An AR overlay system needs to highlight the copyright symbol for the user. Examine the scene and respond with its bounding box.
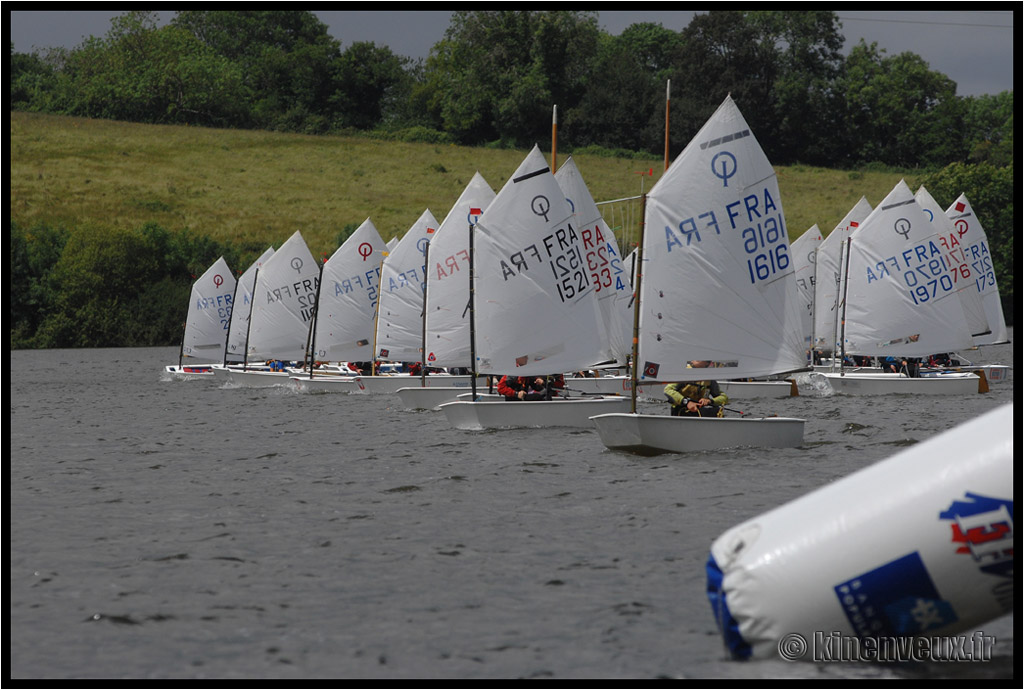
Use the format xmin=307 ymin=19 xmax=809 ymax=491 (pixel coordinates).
xmin=778 ymin=633 xmax=807 ymax=661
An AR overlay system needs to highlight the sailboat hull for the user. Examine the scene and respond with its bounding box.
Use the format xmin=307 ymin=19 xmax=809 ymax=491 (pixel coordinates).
xmin=348 ymin=374 xmax=480 ymax=395
xmin=566 ymin=376 xmax=798 ymax=399
xmin=164 ymin=364 xmax=217 ymax=378
xmin=396 ymin=386 xmax=502 ymax=410
xmin=812 ymin=371 xmax=982 ymax=396
xmin=921 ymin=364 xmax=1008 ymax=384
xmin=589 ymin=413 xmax=806 ymax=456
xmin=224 ymin=369 xmax=293 ymax=387
xmin=440 ymin=397 xmax=631 ymax=430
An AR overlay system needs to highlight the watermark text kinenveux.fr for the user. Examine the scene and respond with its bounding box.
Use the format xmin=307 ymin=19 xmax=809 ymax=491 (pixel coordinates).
xmin=777 ymin=631 xmax=997 ymax=662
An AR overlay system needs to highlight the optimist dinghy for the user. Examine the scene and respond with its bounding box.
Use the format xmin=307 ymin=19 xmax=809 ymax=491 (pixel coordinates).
xmin=590 ymin=95 xmax=809 ymax=455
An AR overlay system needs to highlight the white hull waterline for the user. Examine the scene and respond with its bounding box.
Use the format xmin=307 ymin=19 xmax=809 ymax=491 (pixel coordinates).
xmin=224 ymin=368 xmax=294 ymax=387
xmin=565 ymin=376 xmax=798 ymax=400
xmin=164 ymin=364 xmax=218 ymax=378
xmin=921 ymin=364 xmax=1008 ymax=384
xmin=292 ymin=374 xmax=481 ymax=395
xmin=811 ymin=371 xmax=982 ymax=396
xmin=440 ymin=396 xmax=631 ymax=430
xmin=347 ymin=374 xmax=479 ymax=395
xmin=589 ymin=413 xmax=806 ymax=456
xmin=396 ymin=385 xmax=503 ymax=410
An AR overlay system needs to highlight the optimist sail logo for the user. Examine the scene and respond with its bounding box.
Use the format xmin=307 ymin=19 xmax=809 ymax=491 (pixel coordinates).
xmin=939 ymin=492 xmax=1013 ymax=579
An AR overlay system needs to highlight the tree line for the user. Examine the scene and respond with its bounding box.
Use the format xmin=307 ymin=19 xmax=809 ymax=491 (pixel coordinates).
xmin=9 ymin=11 xmax=1015 ymax=349
xmin=10 ymin=10 xmax=1014 ymax=169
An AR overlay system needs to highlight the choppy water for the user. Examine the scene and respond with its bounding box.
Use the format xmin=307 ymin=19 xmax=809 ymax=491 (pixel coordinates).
xmin=10 ymin=338 xmax=1015 ymax=680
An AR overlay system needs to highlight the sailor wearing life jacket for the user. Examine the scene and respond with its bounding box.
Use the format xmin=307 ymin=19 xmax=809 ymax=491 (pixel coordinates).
xmin=497 ymin=374 xmax=565 ymax=401
xmin=664 ymin=360 xmax=728 ymax=417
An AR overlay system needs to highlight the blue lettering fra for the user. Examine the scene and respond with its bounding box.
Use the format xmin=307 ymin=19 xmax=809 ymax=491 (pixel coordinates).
xmin=666 ymin=211 xmax=721 ymax=251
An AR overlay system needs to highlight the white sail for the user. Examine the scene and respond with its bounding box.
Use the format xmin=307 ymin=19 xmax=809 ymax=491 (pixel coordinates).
xmin=246 ymin=231 xmax=319 ymax=362
xmin=424 ymin=172 xmax=496 ymax=369
xmin=226 ymin=246 xmax=274 ymax=362
xmin=473 ymin=146 xmax=607 ymax=376
xmin=182 ymin=256 xmax=236 ymax=362
xmin=637 ymin=95 xmax=808 ymax=382
xmin=555 ymin=156 xmax=633 ymax=365
xmin=945 ymin=193 xmax=1009 ymax=345
xmin=374 ymin=209 xmax=439 ymax=363
xmin=312 ymin=219 xmax=388 ymax=363
xmin=914 ymin=186 xmax=990 ymax=339
xmin=813 ymin=197 xmax=873 ymax=352
xmin=790 ymin=225 xmax=822 ymax=352
xmin=841 ymin=180 xmax=975 ymax=357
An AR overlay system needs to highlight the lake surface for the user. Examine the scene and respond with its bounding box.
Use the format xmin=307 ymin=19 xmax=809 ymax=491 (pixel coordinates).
xmin=9 ymin=337 xmax=1015 ymax=680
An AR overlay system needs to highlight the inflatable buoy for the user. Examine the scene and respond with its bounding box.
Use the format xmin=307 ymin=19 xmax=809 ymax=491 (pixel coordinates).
xmin=707 ymin=403 xmax=1013 ymax=660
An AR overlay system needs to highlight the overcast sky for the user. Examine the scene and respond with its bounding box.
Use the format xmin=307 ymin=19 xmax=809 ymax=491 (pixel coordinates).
xmin=9 ymin=10 xmax=1016 ymax=97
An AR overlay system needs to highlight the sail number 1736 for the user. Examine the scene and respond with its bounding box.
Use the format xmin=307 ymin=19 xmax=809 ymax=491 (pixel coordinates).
xmin=743 ymin=216 xmax=790 ymax=285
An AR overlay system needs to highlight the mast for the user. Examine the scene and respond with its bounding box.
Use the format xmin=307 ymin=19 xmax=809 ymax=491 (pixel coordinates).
xmin=223 ymin=269 xmax=242 ymax=366
xmin=629 ymin=194 xmax=648 ymax=414
xmin=663 ymin=80 xmax=671 ymax=172
xmin=551 ymin=104 xmax=558 ymax=172
xmin=420 ymin=240 xmax=429 ymax=387
xmin=306 ymin=258 xmax=325 ymax=379
xmin=838 ymin=237 xmax=852 ymax=376
xmin=469 ymin=219 xmax=478 ymax=400
xmin=370 ymin=254 xmax=387 ymax=376
xmin=242 ymin=267 xmax=259 ymax=371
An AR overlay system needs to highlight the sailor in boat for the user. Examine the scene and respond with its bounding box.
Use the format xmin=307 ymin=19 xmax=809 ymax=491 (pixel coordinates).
xmin=880 ymin=355 xmax=921 ymax=377
xmin=664 ymin=360 xmax=729 ymax=417
xmin=497 ymin=374 xmax=566 ymax=401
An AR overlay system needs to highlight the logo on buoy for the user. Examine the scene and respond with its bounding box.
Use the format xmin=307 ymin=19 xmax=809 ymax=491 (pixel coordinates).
xmin=939 ymin=492 xmax=1013 ymax=579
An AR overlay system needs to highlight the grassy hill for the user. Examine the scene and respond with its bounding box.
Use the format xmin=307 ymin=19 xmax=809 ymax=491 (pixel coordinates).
xmin=10 ymin=111 xmax=926 ymax=258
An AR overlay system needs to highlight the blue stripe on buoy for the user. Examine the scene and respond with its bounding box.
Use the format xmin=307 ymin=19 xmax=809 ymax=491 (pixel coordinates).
xmin=706 ymin=553 xmax=751 ymax=660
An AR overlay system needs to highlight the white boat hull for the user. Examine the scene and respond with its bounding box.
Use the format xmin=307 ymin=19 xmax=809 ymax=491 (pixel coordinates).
xmin=346 ymin=374 xmax=481 ymax=395
xmin=395 ymin=385 xmax=502 ymax=410
xmin=812 ymin=371 xmax=982 ymax=395
xmin=921 ymin=364 xmax=1009 ymax=384
xmin=440 ymin=396 xmax=631 ymax=430
xmin=589 ymin=413 xmax=806 ymax=456
xmin=290 ymin=375 xmax=358 ymax=394
xmin=224 ymin=369 xmax=293 ymax=387
xmin=566 ymin=376 xmax=798 ymax=399
xmin=164 ymin=364 xmax=217 ymax=378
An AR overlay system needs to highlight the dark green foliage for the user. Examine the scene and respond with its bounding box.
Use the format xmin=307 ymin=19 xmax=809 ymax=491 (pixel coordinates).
xmin=9 ymin=11 xmax=1015 ymax=347
xmin=920 ymin=162 xmax=1015 ymax=307
xmin=9 ymin=10 xmax=1013 ymax=169
xmin=10 ymin=221 xmax=241 ymax=348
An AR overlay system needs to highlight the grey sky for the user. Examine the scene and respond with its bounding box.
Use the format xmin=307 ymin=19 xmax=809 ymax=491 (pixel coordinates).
xmin=8 ymin=9 xmax=1015 ymax=97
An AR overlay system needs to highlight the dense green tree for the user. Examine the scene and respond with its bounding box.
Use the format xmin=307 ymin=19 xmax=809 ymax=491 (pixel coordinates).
xmin=961 ymin=92 xmax=1014 ymax=167
xmin=667 ymin=12 xmax=774 ymax=152
xmin=172 ymin=10 xmax=344 ymax=132
xmin=330 ymin=42 xmax=414 ymax=130
xmin=920 ymin=162 xmax=1015 ymax=304
xmin=838 ymin=40 xmax=965 ymax=167
xmin=9 ymin=42 xmax=59 ymax=111
xmin=565 ymin=24 xmax=683 ymax=154
xmin=422 ymin=11 xmax=601 ymax=147
xmin=51 ymin=11 xmax=248 ymax=126
xmin=10 ymin=222 xmax=69 ymax=348
xmin=745 ymin=11 xmax=845 ymax=164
